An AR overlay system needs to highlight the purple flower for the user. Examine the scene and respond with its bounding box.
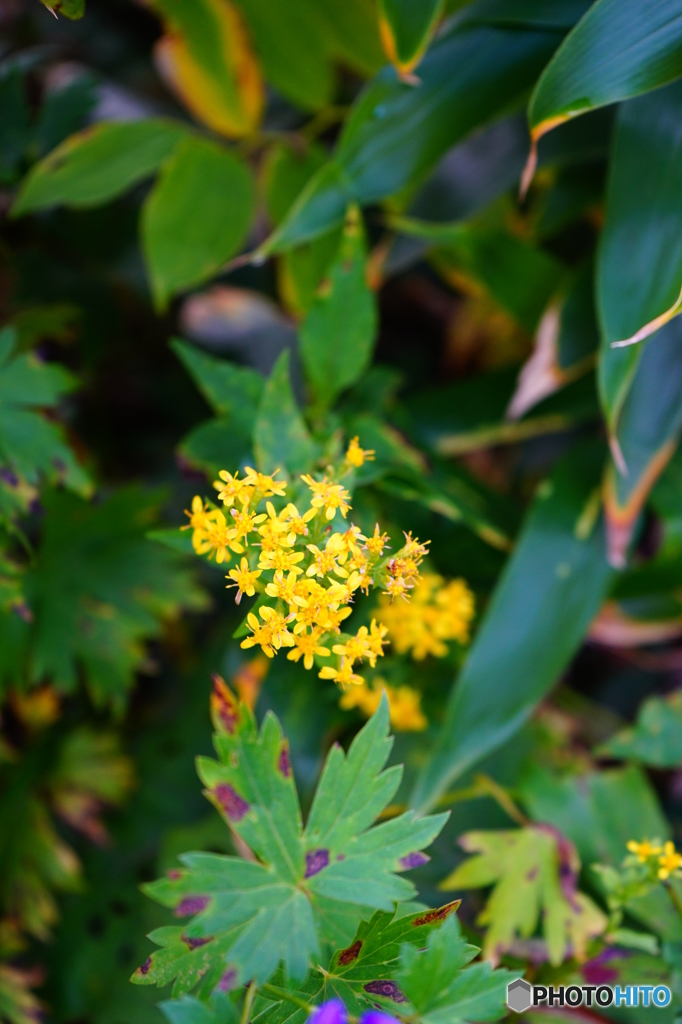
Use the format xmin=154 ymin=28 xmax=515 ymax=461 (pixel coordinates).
xmin=308 ymin=1000 xmax=347 ymax=1024
xmin=360 ymin=1013 xmax=402 ymax=1024
xmin=308 ymin=1000 xmax=401 ymax=1024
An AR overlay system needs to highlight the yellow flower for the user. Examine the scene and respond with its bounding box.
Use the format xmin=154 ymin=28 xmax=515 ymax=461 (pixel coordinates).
xmin=182 ymin=495 xmax=212 ymax=532
xmin=306 ymin=533 xmax=348 ymax=578
xmin=301 ymin=474 xmax=352 ymax=520
xmin=258 ymin=547 xmax=305 ymax=575
xmin=345 ymin=436 xmax=375 ymax=468
xmin=229 ymin=507 xmax=267 ymax=545
xmin=365 ymin=523 xmax=390 ymax=558
xmin=340 ymin=680 xmax=427 ymax=732
xmin=626 ymin=839 xmax=662 ymax=862
xmin=658 ymin=841 xmax=682 ymax=880
xmin=332 ymin=628 xmax=372 ymax=665
xmin=287 ymin=630 xmax=330 ymax=670
xmin=281 ymin=503 xmax=317 ymax=544
xmin=384 ymin=684 xmax=427 ymax=732
xmin=226 ymin=557 xmax=262 ymax=603
xmin=241 ymin=606 xmax=294 ymax=658
xmin=319 ymin=659 xmax=363 ymax=687
xmin=265 ymin=570 xmax=306 ymax=608
xmin=214 ymin=470 xmax=253 ymax=508
xmin=376 ymin=574 xmax=475 ymax=659
xmin=243 ymin=466 xmax=287 ymax=499
xmin=192 ymin=510 xmax=233 ymax=564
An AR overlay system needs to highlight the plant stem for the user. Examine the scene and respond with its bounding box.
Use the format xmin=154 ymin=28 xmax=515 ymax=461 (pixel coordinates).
xmin=241 ymin=983 xmax=259 ymax=1024
xmin=664 ymin=879 xmax=682 ymax=919
xmin=261 ymin=984 xmax=313 ymax=1014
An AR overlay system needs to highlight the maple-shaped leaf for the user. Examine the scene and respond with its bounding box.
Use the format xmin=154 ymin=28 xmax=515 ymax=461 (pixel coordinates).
xmin=0 ymin=325 xmax=91 ymax=521
xmin=396 ymin=914 xmax=516 ymax=1024
xmin=254 ymin=901 xmax=463 ymax=1024
xmin=440 ymin=826 xmax=607 ymax=966
xmin=135 ymin=692 xmax=447 ymax=992
xmin=0 ymin=487 xmax=208 ymax=709
xmin=0 ymin=964 xmax=44 ymax=1024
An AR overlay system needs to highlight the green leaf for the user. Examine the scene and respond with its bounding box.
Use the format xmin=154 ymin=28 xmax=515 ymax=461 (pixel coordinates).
xmin=598 ymin=81 xmax=682 ymax=436
xmin=377 ymin=0 xmax=445 ymax=74
xmin=148 ymin=0 xmax=263 ymax=137
xmin=299 ymin=208 xmax=377 ymax=410
xmin=528 ymin=0 xmax=682 ymax=147
xmin=136 ymin=695 xmax=448 ymax=990
xmin=40 ymin=0 xmax=84 ymax=17
xmin=263 ymin=142 xmax=341 ymax=316
xmin=253 ymin=351 xmax=315 ymax=478
xmin=457 ymin=0 xmax=592 ymax=31
xmin=234 ymin=0 xmax=333 ymax=111
xmin=142 ymin=136 xmax=255 ymax=310
xmin=257 ymin=902 xmax=463 ymax=1022
xmin=262 ymin=24 xmax=561 ymax=252
xmin=172 ymin=340 xmax=263 ymax=426
xmin=394 ymin=217 xmax=564 ymax=333
xmin=0 ymin=68 xmax=31 ymax=186
xmin=599 ymin=693 xmax=682 ymax=768
xmin=397 ymin=914 xmax=516 ymax=1024
xmin=374 ymin=463 xmax=516 ymax=553
xmin=160 ymin=993 xmax=239 ymax=1024
xmin=11 ymin=119 xmax=187 ymax=215
xmin=518 ymin=764 xmax=682 ymax=942
xmin=0 ymin=326 xmax=91 ymax=508
xmin=603 ymin=317 xmax=682 ymax=568
xmin=11 ymin=487 xmax=207 ymax=711
xmin=440 ymin=827 xmax=606 ymax=965
xmin=411 ymin=441 xmax=613 ymax=813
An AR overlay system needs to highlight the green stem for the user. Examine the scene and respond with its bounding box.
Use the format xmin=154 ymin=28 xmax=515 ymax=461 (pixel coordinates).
xmin=664 ymin=879 xmax=682 ymax=919
xmin=240 ymin=983 xmax=259 ymax=1024
xmin=261 ymin=984 xmax=313 ymax=1014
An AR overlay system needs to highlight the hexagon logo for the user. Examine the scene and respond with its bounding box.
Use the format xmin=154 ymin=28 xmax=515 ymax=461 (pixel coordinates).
xmin=507 ymin=979 xmax=532 ymax=1013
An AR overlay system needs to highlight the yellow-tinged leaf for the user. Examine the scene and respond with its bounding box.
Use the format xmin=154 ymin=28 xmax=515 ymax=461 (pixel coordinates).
xmin=153 ymin=0 xmax=263 ymax=138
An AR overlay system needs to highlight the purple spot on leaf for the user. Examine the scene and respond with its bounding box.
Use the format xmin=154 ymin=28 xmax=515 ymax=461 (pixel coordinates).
xmin=138 ymin=957 xmax=152 ymax=976
xmin=174 ymin=895 xmax=209 ymax=917
xmin=363 ymin=981 xmax=407 ymax=1003
xmin=167 ymin=869 xmax=183 ymax=880
xmin=526 ymin=866 xmax=538 ymax=881
xmin=0 ymin=468 xmax=18 ymax=488
xmin=278 ymin=744 xmax=291 ymax=778
xmin=216 ymin=968 xmax=238 ymax=993
xmin=305 ymin=849 xmax=329 ymax=878
xmin=214 ymin=783 xmax=250 ymax=821
xmin=183 ymin=934 xmax=213 ymax=950
xmin=336 ymin=854 xmax=345 ymax=861
xmin=399 ymin=851 xmax=430 ymax=870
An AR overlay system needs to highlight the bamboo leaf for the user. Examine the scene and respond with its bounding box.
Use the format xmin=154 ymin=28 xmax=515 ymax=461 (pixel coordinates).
xmin=410 ymin=441 xmax=612 ymax=813
xmin=261 ymin=23 xmax=561 ymax=252
xmin=598 ymin=80 xmax=682 ymax=433
xmin=378 ymin=0 xmax=444 ymax=75
xmin=526 ymin=0 xmax=682 ymax=188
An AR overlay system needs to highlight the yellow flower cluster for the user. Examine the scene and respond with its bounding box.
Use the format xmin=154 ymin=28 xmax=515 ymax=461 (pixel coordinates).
xmin=375 ymin=573 xmax=475 ymax=660
xmin=627 ymin=839 xmax=682 ymax=880
xmin=183 ymin=440 xmax=430 ymax=693
xmin=340 ymin=679 xmax=427 ymax=732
